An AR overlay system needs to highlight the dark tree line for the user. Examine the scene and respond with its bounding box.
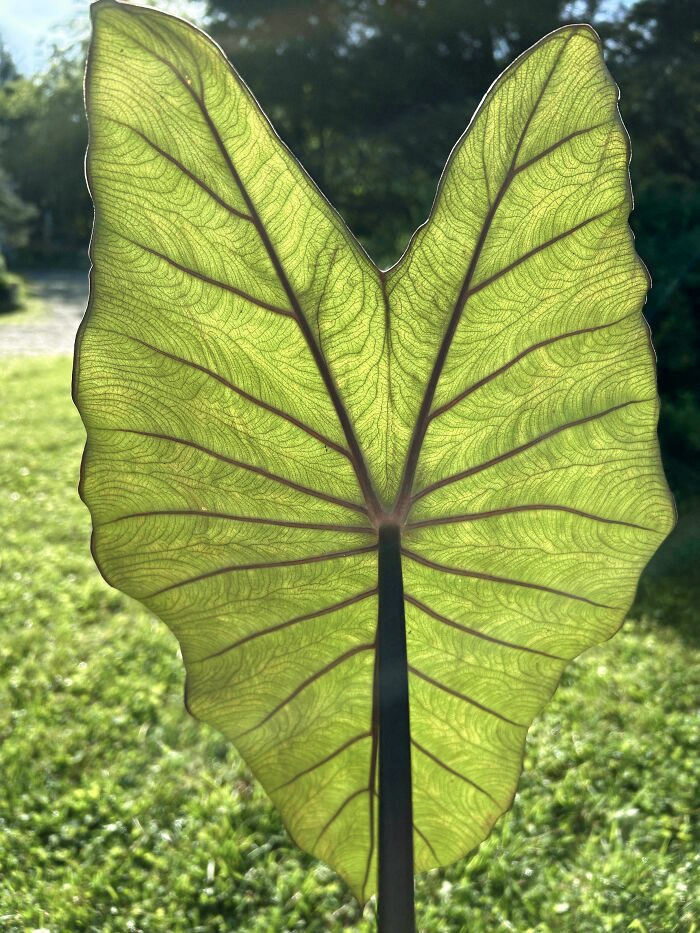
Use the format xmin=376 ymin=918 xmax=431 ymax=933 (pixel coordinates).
xmin=0 ymin=0 xmax=697 ymax=499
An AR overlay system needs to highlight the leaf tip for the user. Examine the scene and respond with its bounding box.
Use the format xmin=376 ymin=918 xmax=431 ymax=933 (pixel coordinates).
xmin=90 ymin=0 xmax=121 ymax=21
xmin=564 ymin=22 xmax=603 ymax=48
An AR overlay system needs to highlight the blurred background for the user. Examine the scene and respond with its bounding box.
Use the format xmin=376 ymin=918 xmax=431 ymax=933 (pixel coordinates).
xmin=0 ymin=1 xmax=697 ymax=930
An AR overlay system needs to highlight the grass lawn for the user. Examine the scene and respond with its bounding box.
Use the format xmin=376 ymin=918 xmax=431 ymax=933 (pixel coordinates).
xmin=0 ymin=356 xmax=698 ymax=932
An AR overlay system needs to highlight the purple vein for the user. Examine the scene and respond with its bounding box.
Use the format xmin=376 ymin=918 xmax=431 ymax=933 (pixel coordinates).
xmin=127 ymin=23 xmax=381 ymax=515
xmin=149 ymin=547 xmax=377 ymax=596
xmin=364 ymin=784 xmax=439 ymax=863
xmin=413 ymin=822 xmax=439 ymax=862
xmin=464 ymin=207 xmax=615 ymax=299
xmin=103 ymin=509 xmax=373 ymax=533
xmin=412 ymin=399 xmax=649 ymax=503
xmin=404 ymin=593 xmax=565 ymax=659
xmin=235 ymin=642 xmax=374 ymax=739
xmin=514 ymin=121 xmax=606 ymax=175
xmin=196 ymin=588 xmax=378 ymax=662
xmin=395 ymin=33 xmax=574 ymax=519
xmin=315 ymin=787 xmax=370 ymax=846
xmin=270 ymin=732 xmax=371 ymax=793
xmin=402 ymin=548 xmax=617 ymax=610
xmin=411 ymin=738 xmax=500 ymax=806
xmin=428 ymin=314 xmax=632 ymax=422
xmin=110 ymin=428 xmax=367 ymax=515
xmin=406 ymin=504 xmax=652 ymax=532
xmin=408 ymin=665 xmax=526 ymax=727
xmin=104 ymin=116 xmax=253 ymax=221
xmin=95 ymin=327 xmax=351 ymax=458
xmin=119 ymin=234 xmax=294 ymax=318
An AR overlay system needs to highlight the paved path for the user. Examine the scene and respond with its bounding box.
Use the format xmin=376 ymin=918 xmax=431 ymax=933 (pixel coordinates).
xmin=0 ymin=270 xmax=89 ymax=357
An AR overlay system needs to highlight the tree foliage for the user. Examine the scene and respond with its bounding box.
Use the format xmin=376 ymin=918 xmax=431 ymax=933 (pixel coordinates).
xmin=0 ymin=49 xmax=92 ymax=260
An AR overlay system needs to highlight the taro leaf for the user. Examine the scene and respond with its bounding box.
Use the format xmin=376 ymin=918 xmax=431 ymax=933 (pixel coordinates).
xmin=75 ymin=0 xmax=674 ymax=902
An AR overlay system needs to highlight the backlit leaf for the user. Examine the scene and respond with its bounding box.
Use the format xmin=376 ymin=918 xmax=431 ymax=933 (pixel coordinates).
xmin=75 ymin=0 xmax=674 ymax=901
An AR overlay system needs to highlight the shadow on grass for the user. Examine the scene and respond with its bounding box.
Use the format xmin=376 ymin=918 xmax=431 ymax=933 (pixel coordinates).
xmin=633 ymin=495 xmax=700 ymax=647
xmin=0 ymin=279 xmax=46 ymax=326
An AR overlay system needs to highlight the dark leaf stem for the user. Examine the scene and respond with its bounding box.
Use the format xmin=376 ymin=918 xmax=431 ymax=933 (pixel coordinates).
xmin=377 ymin=524 xmax=415 ymax=933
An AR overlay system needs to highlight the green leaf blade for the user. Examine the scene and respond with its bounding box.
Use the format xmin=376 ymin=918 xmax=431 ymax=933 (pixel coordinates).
xmin=77 ymin=2 xmax=674 ymax=903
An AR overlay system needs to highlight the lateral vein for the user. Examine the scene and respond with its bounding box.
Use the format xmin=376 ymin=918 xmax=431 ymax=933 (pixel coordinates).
xmin=464 ymin=207 xmax=615 ymax=299
xmin=408 ymin=664 xmax=526 ymax=726
xmin=108 ymin=428 xmax=367 ymax=515
xmin=401 ymin=548 xmax=617 ymax=609
xmin=412 ymin=821 xmax=439 ymax=862
xmin=315 ymin=787 xmax=370 ymax=846
xmin=117 ymin=234 xmax=294 ymax=318
xmin=428 ymin=313 xmax=634 ymax=422
xmin=103 ymin=116 xmax=253 ymax=221
xmin=195 ymin=588 xmax=378 ymax=662
xmin=411 ymin=739 xmax=500 ymax=806
xmin=149 ymin=547 xmax=377 ymax=596
xmin=406 ymin=503 xmax=653 ymax=532
xmin=404 ymin=593 xmax=565 ymax=659
xmin=93 ymin=327 xmax=352 ymax=458
xmin=413 ymin=399 xmax=651 ymax=503
xmin=271 ymin=732 xmax=371 ymax=793
xmin=514 ymin=121 xmax=606 ymax=175
xmin=103 ymin=509 xmax=373 ymax=533
xmin=234 ymin=642 xmax=374 ymax=739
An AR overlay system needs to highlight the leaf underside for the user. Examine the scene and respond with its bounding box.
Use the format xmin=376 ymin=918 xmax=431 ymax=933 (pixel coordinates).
xmin=76 ymin=0 xmax=674 ymax=902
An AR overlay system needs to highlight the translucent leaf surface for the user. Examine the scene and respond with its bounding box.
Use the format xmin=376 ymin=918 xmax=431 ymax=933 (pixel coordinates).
xmin=75 ymin=0 xmax=674 ymax=901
